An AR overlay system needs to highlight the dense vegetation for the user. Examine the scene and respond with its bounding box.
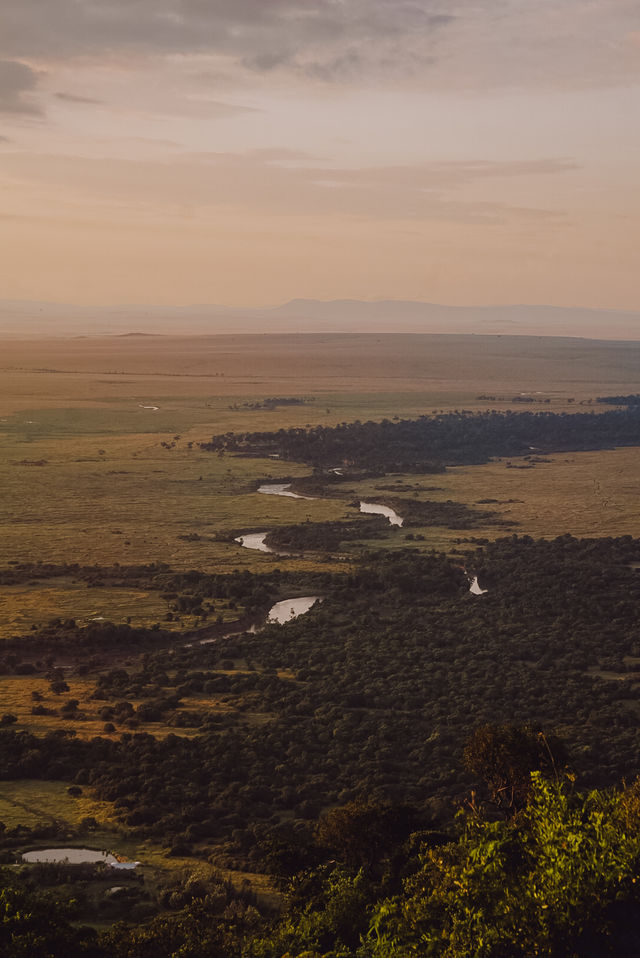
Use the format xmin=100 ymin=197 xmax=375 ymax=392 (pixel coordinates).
xmin=3 ymin=537 xmax=640 ymax=857
xmin=5 ymin=768 xmax=640 ymax=955
xmin=201 ymin=407 xmax=640 ymax=471
xmin=264 ymin=517 xmax=389 ymax=553
xmin=596 ymin=394 xmax=640 ymax=406
xmin=259 ymin=497 xmax=509 ymax=554
xmin=0 ymin=563 xmax=336 ymax=664
xmin=365 ymin=496 xmax=511 ymax=529
xmin=5 ymin=533 xmax=640 ymax=955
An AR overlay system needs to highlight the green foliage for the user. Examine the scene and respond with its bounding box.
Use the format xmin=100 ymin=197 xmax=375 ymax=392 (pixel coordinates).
xmin=100 ymin=896 xmax=256 ymax=958
xmin=264 ymin=518 xmax=389 ymax=553
xmin=0 ymin=870 xmax=99 ymax=957
xmin=248 ymin=867 xmax=371 ymax=958
xmin=366 ymin=774 xmax=640 ymax=957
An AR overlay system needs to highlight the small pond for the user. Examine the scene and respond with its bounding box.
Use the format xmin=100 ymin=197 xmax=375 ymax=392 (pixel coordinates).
xmin=22 ymin=848 xmax=125 ymax=866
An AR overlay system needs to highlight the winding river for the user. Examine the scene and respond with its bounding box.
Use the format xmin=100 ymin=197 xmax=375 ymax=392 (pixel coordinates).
xmin=265 ymin=596 xmax=322 ymax=624
xmin=359 ymin=501 xmax=403 ymax=526
xmin=469 ymin=576 xmax=488 ymax=595
xmin=258 ymin=483 xmax=314 ymax=500
xmin=237 ymin=482 xmax=404 ymax=552
xmin=198 ymin=595 xmax=322 ymax=644
xmin=234 ymin=533 xmax=275 ymax=554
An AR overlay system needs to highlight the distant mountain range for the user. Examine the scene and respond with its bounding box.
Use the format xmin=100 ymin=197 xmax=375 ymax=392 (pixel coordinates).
xmin=0 ymin=298 xmax=638 ymax=340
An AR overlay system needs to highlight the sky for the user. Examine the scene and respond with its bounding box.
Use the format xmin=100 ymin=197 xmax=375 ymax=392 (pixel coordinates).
xmin=1 ymin=1 xmax=639 ymax=309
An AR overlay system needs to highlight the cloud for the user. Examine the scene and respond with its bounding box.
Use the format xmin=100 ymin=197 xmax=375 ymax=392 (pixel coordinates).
xmin=1 ymin=1 xmax=638 ymax=93
xmin=1 ymin=1 xmax=637 ymax=98
xmin=179 ymin=97 xmax=259 ymax=118
xmin=0 ymin=59 xmax=42 ymax=114
xmin=55 ymin=91 xmax=103 ymax=104
xmin=0 ymin=1 xmax=480 ymax=85
xmin=0 ymin=148 xmax=578 ymax=225
xmin=0 ymin=0 xmax=421 ymax=55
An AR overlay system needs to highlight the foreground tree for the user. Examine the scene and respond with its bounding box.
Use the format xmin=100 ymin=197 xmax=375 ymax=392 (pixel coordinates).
xmin=365 ymin=774 xmax=640 ymax=957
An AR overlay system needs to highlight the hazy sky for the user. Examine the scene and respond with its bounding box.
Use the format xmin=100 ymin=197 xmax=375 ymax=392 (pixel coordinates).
xmin=1 ymin=1 xmax=639 ymax=308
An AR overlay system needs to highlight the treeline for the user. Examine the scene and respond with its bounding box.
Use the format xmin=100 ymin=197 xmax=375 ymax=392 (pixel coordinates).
xmin=597 ymin=393 xmax=640 ymax=406
xmin=0 ymin=565 xmax=337 ymax=664
xmin=229 ymin=396 xmax=314 ymax=410
xmin=200 ymin=407 xmax=640 ymax=471
xmin=0 ymin=621 xmax=175 ymax=665
xmin=0 ymin=560 xmax=172 ymax=588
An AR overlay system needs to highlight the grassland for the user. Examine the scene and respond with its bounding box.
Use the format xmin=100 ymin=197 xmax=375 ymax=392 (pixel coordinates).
xmin=351 ymin=445 xmax=640 ymax=552
xmin=0 ymin=671 xmax=265 ymax=741
xmin=2 ymin=332 xmax=640 ymax=631
xmin=3 ymin=330 xmax=640 ymax=875
xmin=0 ymin=779 xmax=114 ymax=830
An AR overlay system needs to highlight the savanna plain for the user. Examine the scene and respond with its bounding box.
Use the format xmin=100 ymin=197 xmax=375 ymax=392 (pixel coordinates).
xmin=3 ymin=331 xmax=640 ymax=956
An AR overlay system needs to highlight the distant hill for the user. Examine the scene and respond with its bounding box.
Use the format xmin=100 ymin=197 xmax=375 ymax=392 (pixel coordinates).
xmin=0 ymin=298 xmax=638 ymax=340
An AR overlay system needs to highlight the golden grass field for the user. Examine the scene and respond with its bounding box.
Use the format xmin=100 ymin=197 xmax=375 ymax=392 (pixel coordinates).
xmin=0 ymin=779 xmax=114 ymax=830
xmin=0 ymin=671 xmax=270 ymax=741
xmin=2 ymin=332 xmax=640 ymax=629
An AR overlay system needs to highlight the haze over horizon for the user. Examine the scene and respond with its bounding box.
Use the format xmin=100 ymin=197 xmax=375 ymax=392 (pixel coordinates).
xmin=2 ymin=297 xmax=640 ymax=342
xmin=1 ymin=1 xmax=639 ymax=313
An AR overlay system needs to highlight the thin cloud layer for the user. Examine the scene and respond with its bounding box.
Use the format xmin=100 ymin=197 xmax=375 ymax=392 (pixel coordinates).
xmin=1 ymin=0 xmax=458 ymax=61
xmin=0 ymin=148 xmax=577 ymax=223
xmin=55 ymin=91 xmax=104 ymax=105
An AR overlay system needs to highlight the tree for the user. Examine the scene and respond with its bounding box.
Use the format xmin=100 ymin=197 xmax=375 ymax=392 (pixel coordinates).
xmin=463 ymin=723 xmax=567 ymax=812
xmin=314 ymin=799 xmax=416 ymax=873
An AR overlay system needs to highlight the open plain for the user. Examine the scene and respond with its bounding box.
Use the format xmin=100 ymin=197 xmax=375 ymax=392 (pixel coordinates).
xmin=3 ymin=332 xmax=640 ymax=633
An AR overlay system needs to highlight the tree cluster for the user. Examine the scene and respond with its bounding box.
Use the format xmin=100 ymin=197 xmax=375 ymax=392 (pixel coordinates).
xmin=200 ymin=407 xmax=640 ymax=472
